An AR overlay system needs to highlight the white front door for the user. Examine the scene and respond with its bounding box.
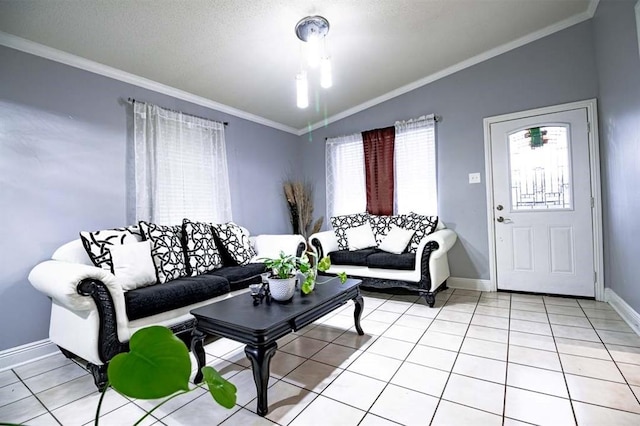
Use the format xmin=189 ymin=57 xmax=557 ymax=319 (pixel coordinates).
xmin=490 ymin=108 xmax=595 ymax=297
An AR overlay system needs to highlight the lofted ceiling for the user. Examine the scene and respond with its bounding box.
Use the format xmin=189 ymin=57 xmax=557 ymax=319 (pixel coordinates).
xmin=0 ymin=0 xmax=596 ymax=134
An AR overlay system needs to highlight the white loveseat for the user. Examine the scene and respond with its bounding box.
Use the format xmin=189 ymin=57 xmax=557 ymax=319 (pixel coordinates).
xmin=28 ymin=231 xmax=305 ymax=390
xmin=309 ymin=223 xmax=457 ymax=307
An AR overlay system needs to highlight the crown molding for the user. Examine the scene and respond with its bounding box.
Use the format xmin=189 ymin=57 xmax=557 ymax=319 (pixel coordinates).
xmin=301 ymin=1 xmax=600 ymax=135
xmin=0 ymin=0 xmax=600 ymax=140
xmin=0 ymin=31 xmax=300 ymax=135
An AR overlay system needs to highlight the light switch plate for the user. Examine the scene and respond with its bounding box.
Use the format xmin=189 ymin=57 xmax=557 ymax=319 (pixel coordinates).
xmin=469 ymin=173 xmax=481 ymax=184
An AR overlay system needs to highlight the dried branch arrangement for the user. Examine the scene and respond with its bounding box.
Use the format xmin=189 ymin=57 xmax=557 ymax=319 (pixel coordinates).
xmin=283 ymin=180 xmax=323 ymax=238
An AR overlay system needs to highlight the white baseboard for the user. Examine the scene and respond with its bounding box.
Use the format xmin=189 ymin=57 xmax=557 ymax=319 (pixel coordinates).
xmin=447 ymin=277 xmax=493 ymax=292
xmin=605 ymin=288 xmax=640 ymax=336
xmin=0 ymin=339 xmax=58 ymax=372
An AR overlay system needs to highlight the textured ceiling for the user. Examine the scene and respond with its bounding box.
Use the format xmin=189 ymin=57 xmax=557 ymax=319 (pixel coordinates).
xmin=0 ymin=0 xmax=593 ymax=133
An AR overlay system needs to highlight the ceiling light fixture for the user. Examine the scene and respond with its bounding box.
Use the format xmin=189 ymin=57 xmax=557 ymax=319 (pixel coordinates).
xmin=295 ymin=15 xmax=332 ymax=109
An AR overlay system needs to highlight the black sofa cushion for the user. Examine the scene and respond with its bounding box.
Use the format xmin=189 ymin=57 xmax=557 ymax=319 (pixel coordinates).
xmin=210 ymin=263 xmax=266 ymax=291
xmin=125 ymin=274 xmax=230 ymax=321
xmin=329 ymin=249 xmax=377 ymax=266
xmin=366 ymin=251 xmax=416 ymax=270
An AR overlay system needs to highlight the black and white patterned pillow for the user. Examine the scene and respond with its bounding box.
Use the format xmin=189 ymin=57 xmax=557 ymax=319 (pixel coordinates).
xmin=330 ymin=213 xmax=370 ymax=251
xmin=402 ymin=213 xmax=439 ymax=253
xmin=80 ymin=226 xmax=143 ymax=271
xmin=368 ymin=215 xmax=406 ymax=246
xmin=182 ymin=218 xmax=223 ymax=276
xmin=211 ymin=222 xmax=256 ymax=266
xmin=138 ymin=221 xmax=188 ymax=283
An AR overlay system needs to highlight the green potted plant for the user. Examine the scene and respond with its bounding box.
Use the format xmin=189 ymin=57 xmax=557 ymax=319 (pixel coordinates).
xmin=261 ymin=251 xmax=346 ymax=300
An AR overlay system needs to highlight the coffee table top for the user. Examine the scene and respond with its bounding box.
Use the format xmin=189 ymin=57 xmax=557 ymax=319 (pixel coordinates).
xmin=190 ymin=277 xmax=361 ymax=345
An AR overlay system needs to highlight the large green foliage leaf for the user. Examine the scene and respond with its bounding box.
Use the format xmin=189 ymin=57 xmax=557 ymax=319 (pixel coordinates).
xmin=108 ymin=326 xmax=191 ymax=399
xmin=202 ymin=366 xmax=237 ymax=409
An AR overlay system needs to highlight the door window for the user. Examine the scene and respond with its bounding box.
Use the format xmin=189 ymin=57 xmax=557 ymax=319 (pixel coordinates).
xmin=508 ymin=125 xmax=572 ymax=211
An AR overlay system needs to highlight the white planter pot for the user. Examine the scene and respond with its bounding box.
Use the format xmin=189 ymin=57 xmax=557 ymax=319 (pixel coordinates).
xmin=267 ymin=276 xmax=297 ymax=302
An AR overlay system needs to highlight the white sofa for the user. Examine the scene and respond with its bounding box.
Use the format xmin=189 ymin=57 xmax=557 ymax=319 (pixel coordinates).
xmin=309 ymin=224 xmax=457 ymax=307
xmin=28 ymin=232 xmax=305 ymax=390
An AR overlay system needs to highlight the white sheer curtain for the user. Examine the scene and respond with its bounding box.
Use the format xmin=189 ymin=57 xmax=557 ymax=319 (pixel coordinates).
xmin=394 ymin=114 xmax=438 ymax=215
xmin=326 ymin=133 xmax=366 ymax=218
xmin=134 ymin=102 xmax=232 ymax=225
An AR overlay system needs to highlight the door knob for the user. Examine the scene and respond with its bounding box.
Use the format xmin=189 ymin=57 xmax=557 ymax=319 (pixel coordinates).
xmin=496 ymin=205 xmax=503 ymax=211
xmin=496 ymin=216 xmax=505 ymax=223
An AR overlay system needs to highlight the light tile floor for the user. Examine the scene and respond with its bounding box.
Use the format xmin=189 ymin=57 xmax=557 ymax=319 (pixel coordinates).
xmin=2 ymin=288 xmax=640 ymax=425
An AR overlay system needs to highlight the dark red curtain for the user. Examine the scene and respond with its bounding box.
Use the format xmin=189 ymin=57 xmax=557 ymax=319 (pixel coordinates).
xmin=362 ymin=126 xmax=395 ymax=215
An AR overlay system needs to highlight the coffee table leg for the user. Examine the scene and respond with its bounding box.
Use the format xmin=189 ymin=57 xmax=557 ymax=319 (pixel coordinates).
xmin=245 ymin=342 xmax=278 ymax=416
xmin=353 ymin=294 xmax=364 ymax=335
xmin=191 ymin=328 xmax=206 ymax=384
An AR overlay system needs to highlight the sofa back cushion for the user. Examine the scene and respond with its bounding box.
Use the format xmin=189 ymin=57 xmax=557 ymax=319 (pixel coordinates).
xmin=345 ymin=223 xmax=377 ymax=250
xmin=402 ymin=213 xmax=439 ymax=253
xmin=80 ymin=226 xmax=143 ymax=271
xmin=182 ymin=218 xmax=223 ymax=276
xmin=212 ymin=222 xmax=256 ymax=266
xmin=330 ymin=213 xmax=370 ymax=250
xmin=377 ymin=225 xmax=415 ymax=254
xmin=368 ymin=215 xmax=406 ymax=245
xmin=139 ymin=221 xmax=188 ymax=283
xmin=110 ymin=240 xmax=157 ymax=290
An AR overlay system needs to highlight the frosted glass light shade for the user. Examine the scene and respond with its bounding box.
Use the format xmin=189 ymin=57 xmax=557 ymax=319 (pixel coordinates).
xmin=306 ymin=33 xmax=321 ymax=68
xmin=320 ymin=57 xmax=332 ymax=89
xmin=296 ymin=72 xmax=309 ymax=109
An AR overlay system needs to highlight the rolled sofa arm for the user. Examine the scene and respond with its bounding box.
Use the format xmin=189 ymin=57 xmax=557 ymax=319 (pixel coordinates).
xmin=309 ymin=230 xmax=339 ymax=259
xmin=420 ymin=229 xmax=457 ymax=259
xmin=250 ymin=234 xmax=307 ymax=259
xmin=28 ymin=260 xmax=124 ymax=312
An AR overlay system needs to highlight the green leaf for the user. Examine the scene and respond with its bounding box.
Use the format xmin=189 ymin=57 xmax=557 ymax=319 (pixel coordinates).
xmin=202 ymin=366 xmax=237 ymax=409
xmin=317 ymin=256 xmax=331 ymax=272
xmin=338 ymin=272 xmax=348 ymax=284
xmin=301 ymin=275 xmax=314 ymax=294
xmin=107 ymin=326 xmax=191 ymax=399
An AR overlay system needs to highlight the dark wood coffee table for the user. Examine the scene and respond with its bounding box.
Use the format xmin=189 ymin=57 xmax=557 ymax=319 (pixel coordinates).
xmin=190 ymin=278 xmax=364 ymax=416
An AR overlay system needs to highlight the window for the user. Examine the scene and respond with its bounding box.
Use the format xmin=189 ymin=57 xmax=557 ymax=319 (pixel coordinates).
xmin=325 ymin=114 xmax=437 ymax=218
xmin=326 ymin=133 xmax=366 ymax=218
xmin=508 ymin=126 xmax=572 ymax=211
xmin=133 ymin=102 xmax=232 ymax=225
xmin=394 ymin=116 xmax=437 ymax=215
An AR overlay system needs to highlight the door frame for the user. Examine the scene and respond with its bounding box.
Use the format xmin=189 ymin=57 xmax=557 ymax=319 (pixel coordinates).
xmin=482 ymin=99 xmax=604 ymax=300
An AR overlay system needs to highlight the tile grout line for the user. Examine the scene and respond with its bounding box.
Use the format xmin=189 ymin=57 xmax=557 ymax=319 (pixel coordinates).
xmin=543 ymin=296 xmax=579 ymax=426
xmin=501 ymin=292 xmax=513 ymax=426
xmin=578 ymin=302 xmax=640 ymax=408
xmin=426 ymin=288 xmax=480 ymax=425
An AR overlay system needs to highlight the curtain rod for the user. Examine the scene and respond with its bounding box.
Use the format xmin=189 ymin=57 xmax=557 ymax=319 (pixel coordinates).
xmin=127 ymin=98 xmax=229 ymax=126
xmin=324 ymin=114 xmax=441 ymax=140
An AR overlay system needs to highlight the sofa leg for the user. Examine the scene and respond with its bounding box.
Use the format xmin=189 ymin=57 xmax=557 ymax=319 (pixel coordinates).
xmin=57 ymin=346 xmax=75 ymax=359
xmin=441 ymin=280 xmax=448 ymax=291
xmin=423 ymin=292 xmax=436 ymax=308
xmin=87 ymin=363 xmax=109 ymax=392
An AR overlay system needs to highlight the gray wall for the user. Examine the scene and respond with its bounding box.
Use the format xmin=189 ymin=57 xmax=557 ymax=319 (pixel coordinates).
xmin=300 ymin=21 xmax=599 ymax=280
xmin=0 ymin=45 xmax=301 ymax=350
xmin=592 ymin=0 xmax=640 ymax=312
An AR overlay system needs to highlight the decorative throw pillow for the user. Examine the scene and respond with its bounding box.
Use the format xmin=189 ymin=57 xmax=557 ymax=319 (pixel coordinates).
xmin=138 ymin=221 xmax=188 ymax=283
xmin=330 ymin=213 xmax=370 ymax=250
xmin=378 ymin=225 xmax=415 ymax=254
xmin=345 ymin=222 xmax=378 ymax=250
xmin=109 ymin=240 xmax=157 ymax=290
xmin=402 ymin=212 xmax=439 ymax=253
xmin=368 ymin=215 xmax=406 ymax=245
xmin=80 ymin=226 xmax=143 ymax=271
xmin=211 ymin=222 xmax=256 ymax=266
xmin=182 ymin=218 xmax=223 ymax=276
